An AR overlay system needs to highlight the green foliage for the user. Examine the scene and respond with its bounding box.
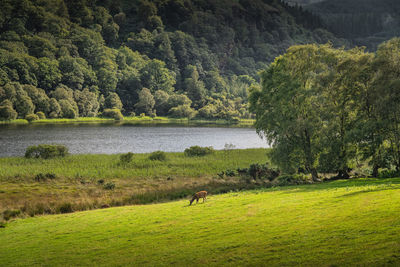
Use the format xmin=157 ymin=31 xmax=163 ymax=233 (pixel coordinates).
xmin=35 ymin=173 xmax=57 ymax=182
xmin=0 ymin=0 xmax=347 ymax=121
xmin=2 ymin=209 xmax=21 ymax=221
xmin=134 ymin=88 xmax=155 ymax=116
xmin=101 ymin=109 xmax=123 ymax=120
xmin=36 ymin=111 xmax=46 ymax=119
xmin=25 ymin=113 xmax=39 ymax=122
xmin=184 ymin=146 xmax=214 ymax=157
xmin=274 ymin=174 xmax=310 ymax=186
xmin=120 ymin=152 xmax=134 ymax=164
xmin=103 ymin=182 xmax=116 ymax=190
xmin=148 ymin=151 xmax=166 ymax=161
xmin=58 ymin=203 xmax=73 ymax=214
xmin=25 ymin=144 xmax=69 ymax=159
xmin=0 ymin=100 xmax=17 ymax=120
xmin=168 ymin=104 xmax=197 ymax=119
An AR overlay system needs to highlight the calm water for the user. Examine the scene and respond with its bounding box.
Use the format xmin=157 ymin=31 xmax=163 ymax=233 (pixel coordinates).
xmin=0 ymin=123 xmax=267 ymax=157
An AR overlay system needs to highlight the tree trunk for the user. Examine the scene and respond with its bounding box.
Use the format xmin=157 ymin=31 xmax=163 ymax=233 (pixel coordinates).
xmin=372 ymin=164 xmax=379 ymax=178
xmin=337 ymin=169 xmax=350 ymax=179
xmin=303 ymin=129 xmax=319 ymax=182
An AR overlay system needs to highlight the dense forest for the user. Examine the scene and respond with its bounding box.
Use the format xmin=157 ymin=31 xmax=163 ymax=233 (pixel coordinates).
xmin=306 ymin=0 xmax=400 ymax=50
xmin=0 ymin=0 xmax=345 ymax=121
xmin=250 ymin=38 xmax=400 ymax=180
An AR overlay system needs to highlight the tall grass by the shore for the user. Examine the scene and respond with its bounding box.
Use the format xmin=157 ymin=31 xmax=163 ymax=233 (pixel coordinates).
xmin=0 ymin=149 xmax=269 ymax=219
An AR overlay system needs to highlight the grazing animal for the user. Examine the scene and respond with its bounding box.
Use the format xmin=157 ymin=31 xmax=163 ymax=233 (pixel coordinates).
xmin=190 ymin=191 xmax=207 ymax=205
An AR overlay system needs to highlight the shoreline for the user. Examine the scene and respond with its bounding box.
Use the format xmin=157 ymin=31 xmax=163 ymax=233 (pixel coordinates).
xmin=0 ymin=116 xmax=255 ymax=127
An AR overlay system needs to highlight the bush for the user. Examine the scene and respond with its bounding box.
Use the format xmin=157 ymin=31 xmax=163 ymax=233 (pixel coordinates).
xmin=274 ymin=174 xmax=310 ymax=186
xmin=58 ymin=203 xmax=73 ymax=214
xmin=225 ymin=169 xmax=236 ymax=176
xmin=120 ymin=152 xmax=134 ymax=164
xmin=184 ymin=146 xmax=214 ymax=157
xmin=148 ymin=151 xmax=166 ymax=161
xmin=35 ymin=173 xmax=57 ymax=182
xmin=102 ymin=109 xmax=124 ymax=120
xmin=25 ymin=113 xmax=39 ymax=122
xmin=3 ymin=209 xmax=21 ymax=221
xmin=103 ymin=182 xmax=116 ymax=190
xmin=36 ymin=111 xmax=46 ymax=119
xmin=97 ymin=179 xmax=105 ymax=185
xmin=248 ymin=163 xmax=280 ymax=181
xmin=25 ymin=144 xmax=68 ymax=159
xmin=378 ymin=169 xmax=400 ymax=178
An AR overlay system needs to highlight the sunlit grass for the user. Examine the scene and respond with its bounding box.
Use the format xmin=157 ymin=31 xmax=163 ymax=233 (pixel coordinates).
xmin=1 ymin=178 xmax=400 ymax=266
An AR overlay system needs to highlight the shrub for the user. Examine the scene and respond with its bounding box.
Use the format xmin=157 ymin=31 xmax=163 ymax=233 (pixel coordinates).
xmin=102 ymin=109 xmax=124 ymax=120
xmin=120 ymin=152 xmax=134 ymax=164
xmin=148 ymin=151 xmax=166 ymax=161
xmin=3 ymin=209 xmax=21 ymax=221
xmin=36 ymin=111 xmax=46 ymax=119
xmin=140 ymin=113 xmax=145 ymax=118
xmin=25 ymin=113 xmax=39 ymax=122
xmin=103 ymin=182 xmax=115 ymax=190
xmin=97 ymin=179 xmax=105 ymax=185
xmin=225 ymin=169 xmax=236 ymax=176
xmin=274 ymin=174 xmax=310 ymax=186
xmin=184 ymin=146 xmax=214 ymax=157
xmin=35 ymin=173 xmax=57 ymax=182
xmin=58 ymin=203 xmax=73 ymax=214
xmin=378 ymin=169 xmax=400 ymax=178
xmin=25 ymin=144 xmax=68 ymax=159
xmin=248 ymin=163 xmax=280 ymax=181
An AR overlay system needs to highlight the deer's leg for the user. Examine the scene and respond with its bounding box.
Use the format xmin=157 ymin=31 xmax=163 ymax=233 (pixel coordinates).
xmin=196 ymin=198 xmax=199 ymax=203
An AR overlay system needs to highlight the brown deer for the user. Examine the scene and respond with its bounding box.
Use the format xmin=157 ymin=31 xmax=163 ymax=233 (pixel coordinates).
xmin=189 ymin=191 xmax=207 ymax=205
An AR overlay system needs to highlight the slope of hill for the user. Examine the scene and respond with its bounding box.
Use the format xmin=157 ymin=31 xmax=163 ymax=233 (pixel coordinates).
xmin=306 ymin=0 xmax=400 ymax=49
xmin=1 ymin=178 xmax=400 ymax=266
xmin=0 ymin=0 xmax=345 ymax=121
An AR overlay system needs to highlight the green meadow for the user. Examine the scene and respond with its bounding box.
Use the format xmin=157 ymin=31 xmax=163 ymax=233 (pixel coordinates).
xmin=1 ymin=178 xmax=400 ymax=266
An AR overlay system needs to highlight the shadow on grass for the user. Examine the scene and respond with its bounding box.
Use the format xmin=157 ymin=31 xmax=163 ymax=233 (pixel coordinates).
xmin=272 ymin=177 xmax=400 ymax=195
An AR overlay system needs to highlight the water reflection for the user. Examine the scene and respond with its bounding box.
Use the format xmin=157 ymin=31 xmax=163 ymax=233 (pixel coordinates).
xmin=0 ymin=123 xmax=267 ymax=157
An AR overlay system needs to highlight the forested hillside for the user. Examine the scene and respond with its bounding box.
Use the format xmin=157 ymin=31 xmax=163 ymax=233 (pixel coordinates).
xmin=307 ymin=0 xmax=400 ymax=49
xmin=0 ymin=0 xmax=344 ymax=121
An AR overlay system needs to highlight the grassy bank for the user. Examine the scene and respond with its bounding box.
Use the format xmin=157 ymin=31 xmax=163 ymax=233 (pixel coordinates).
xmin=0 ymin=116 xmax=255 ymax=126
xmin=1 ymin=178 xmax=400 ymax=266
xmin=0 ymin=149 xmax=269 ymax=217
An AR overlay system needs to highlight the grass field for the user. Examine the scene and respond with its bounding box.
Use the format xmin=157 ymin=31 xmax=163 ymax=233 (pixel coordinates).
xmin=1 ymin=178 xmax=400 ymax=266
xmin=0 ymin=149 xmax=269 ymax=217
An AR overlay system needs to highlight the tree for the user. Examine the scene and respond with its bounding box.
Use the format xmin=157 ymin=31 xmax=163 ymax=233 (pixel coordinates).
xmin=371 ymin=38 xmax=400 ymax=171
xmin=104 ymin=92 xmax=123 ymax=110
xmin=59 ymin=99 xmax=77 ymax=118
xmin=139 ymin=59 xmax=175 ymax=94
xmin=250 ymin=44 xmax=336 ymax=181
xmin=48 ymin=98 xmax=61 ymax=118
xmin=14 ymin=84 xmax=35 ymax=118
xmin=168 ymin=104 xmax=197 ymax=119
xmin=0 ymin=99 xmax=17 ymax=120
xmin=134 ymin=88 xmax=155 ymax=116
xmin=184 ymin=65 xmax=206 ymax=108
xmin=74 ymin=87 xmax=100 ymax=117
xmin=154 ymin=90 xmax=170 ymax=116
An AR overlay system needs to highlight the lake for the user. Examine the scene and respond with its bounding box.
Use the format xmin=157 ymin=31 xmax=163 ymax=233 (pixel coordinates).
xmin=0 ymin=123 xmax=268 ymax=157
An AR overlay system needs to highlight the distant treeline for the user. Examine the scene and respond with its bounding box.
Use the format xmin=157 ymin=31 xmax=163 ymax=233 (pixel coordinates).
xmin=0 ymin=0 xmax=344 ymax=121
xmin=250 ymin=38 xmax=400 ymax=180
